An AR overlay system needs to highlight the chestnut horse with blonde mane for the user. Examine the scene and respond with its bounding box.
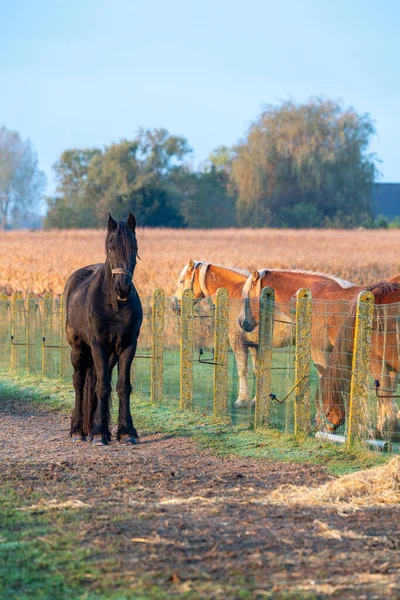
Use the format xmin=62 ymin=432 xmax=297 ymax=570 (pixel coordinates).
xmin=174 ymin=260 xmax=296 ymax=407
xmin=173 ymin=260 xmax=254 ymax=407
xmin=239 ymin=269 xmax=400 ymax=434
xmin=318 ymin=281 xmax=400 ymax=438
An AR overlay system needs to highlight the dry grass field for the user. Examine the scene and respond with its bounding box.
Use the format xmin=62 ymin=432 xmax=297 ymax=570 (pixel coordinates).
xmin=0 ymin=227 xmax=399 ymax=297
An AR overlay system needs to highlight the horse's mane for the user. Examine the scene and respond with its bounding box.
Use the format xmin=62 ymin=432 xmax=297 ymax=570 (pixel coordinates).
xmin=318 ymin=279 xmax=400 ymax=427
xmin=260 ymin=269 xmax=355 ymax=289
xmin=365 ymin=281 xmax=400 ymax=300
xmin=242 ymin=268 xmax=354 ymax=297
xmin=193 ymin=260 xmax=250 ymax=276
xmin=105 ymin=221 xmax=138 ymax=261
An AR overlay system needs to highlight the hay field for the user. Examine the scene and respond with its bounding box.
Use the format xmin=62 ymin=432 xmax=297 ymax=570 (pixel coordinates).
xmin=0 ymin=227 xmax=399 ymax=297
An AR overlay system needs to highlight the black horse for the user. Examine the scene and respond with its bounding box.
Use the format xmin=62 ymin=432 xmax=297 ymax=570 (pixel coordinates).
xmin=64 ymin=213 xmax=142 ymax=445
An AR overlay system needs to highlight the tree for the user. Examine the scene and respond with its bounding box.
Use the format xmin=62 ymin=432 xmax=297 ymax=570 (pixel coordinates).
xmin=230 ymin=99 xmax=378 ymax=227
xmin=0 ymin=127 xmax=46 ymax=229
xmin=45 ymin=129 xmax=191 ymax=228
xmin=174 ymin=166 xmax=237 ymax=228
xmin=45 ymin=148 xmax=102 ymax=228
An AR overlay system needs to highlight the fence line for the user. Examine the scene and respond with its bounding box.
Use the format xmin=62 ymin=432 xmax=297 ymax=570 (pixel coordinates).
xmin=0 ymin=287 xmax=399 ymax=449
xmin=347 ymin=290 xmax=375 ymax=447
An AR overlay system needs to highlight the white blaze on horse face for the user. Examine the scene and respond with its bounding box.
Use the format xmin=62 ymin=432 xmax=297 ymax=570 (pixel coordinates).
xmin=173 ymin=265 xmax=191 ymax=299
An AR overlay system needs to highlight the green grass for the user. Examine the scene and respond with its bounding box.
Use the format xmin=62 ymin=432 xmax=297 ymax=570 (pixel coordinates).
xmin=0 ymin=373 xmax=390 ymax=476
xmin=0 ymin=484 xmax=317 ymax=600
xmin=0 ymin=372 xmax=391 ymax=599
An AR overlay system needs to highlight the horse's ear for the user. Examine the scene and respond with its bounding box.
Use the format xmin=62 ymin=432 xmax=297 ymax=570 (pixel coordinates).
xmin=127 ymin=213 xmax=136 ymax=232
xmin=188 ymin=259 xmax=195 ymax=272
xmin=107 ymin=213 xmax=117 ymax=232
xmin=252 ymin=270 xmax=259 ymax=283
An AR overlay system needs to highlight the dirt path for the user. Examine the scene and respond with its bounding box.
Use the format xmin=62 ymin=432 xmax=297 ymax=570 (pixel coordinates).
xmin=1 ymin=398 xmax=400 ymax=599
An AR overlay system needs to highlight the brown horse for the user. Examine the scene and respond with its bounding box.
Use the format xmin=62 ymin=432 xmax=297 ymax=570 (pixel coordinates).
xmin=238 ymin=269 xmax=363 ymax=370
xmin=239 ymin=269 xmax=400 ymax=433
xmin=318 ymin=282 xmax=400 ymax=438
xmin=174 ymin=260 xmax=258 ymax=407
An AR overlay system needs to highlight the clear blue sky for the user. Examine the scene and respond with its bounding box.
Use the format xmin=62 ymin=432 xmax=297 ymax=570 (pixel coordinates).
xmin=1 ymin=0 xmax=399 ymax=195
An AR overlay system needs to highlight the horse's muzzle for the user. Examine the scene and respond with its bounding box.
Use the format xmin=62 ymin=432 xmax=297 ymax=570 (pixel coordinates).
xmin=171 ymin=297 xmax=181 ymax=315
xmin=115 ymin=281 xmax=132 ymax=302
xmin=238 ymin=313 xmax=256 ymax=332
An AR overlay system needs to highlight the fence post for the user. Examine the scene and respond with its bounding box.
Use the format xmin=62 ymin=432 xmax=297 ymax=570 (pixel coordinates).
xmin=180 ymin=288 xmax=194 ymax=410
xmin=42 ymin=292 xmax=53 ymax=378
xmin=0 ymin=293 xmax=10 ymax=372
xmin=59 ymin=294 xmax=70 ymax=379
xmin=151 ymin=289 xmax=165 ymax=403
xmin=347 ymin=290 xmax=374 ymax=447
xmin=10 ymin=292 xmax=25 ymax=374
xmin=213 ymin=287 xmax=229 ymax=418
xmin=254 ymin=287 xmax=275 ymax=429
xmin=294 ymin=288 xmax=312 ymax=437
xmin=27 ymin=293 xmax=37 ymax=373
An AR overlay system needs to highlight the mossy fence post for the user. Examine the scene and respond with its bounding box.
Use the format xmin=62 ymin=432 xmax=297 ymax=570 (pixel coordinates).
xmin=254 ymin=287 xmax=275 ymax=429
xmin=213 ymin=287 xmax=229 ymax=418
xmin=42 ymin=292 xmax=53 ymax=378
xmin=346 ymin=290 xmax=374 ymax=448
xmin=0 ymin=293 xmax=9 ymax=372
xmin=27 ymin=293 xmax=37 ymax=373
xmin=59 ymin=294 xmax=70 ymax=379
xmin=294 ymin=288 xmax=312 ymax=438
xmin=10 ymin=292 xmax=25 ymax=373
xmin=180 ymin=289 xmax=194 ymax=410
xmin=151 ymin=289 xmax=165 ymax=403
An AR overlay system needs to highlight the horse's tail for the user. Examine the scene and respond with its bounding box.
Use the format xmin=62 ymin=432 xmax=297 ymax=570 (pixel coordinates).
xmin=82 ymin=362 xmax=97 ymax=437
xmin=318 ymin=308 xmax=356 ymax=430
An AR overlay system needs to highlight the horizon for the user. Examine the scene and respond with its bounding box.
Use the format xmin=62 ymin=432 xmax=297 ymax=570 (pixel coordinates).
xmin=1 ymin=0 xmax=399 ymax=199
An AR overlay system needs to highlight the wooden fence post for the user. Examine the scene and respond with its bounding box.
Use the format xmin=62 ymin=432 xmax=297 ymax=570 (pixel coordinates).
xmin=42 ymin=292 xmax=53 ymax=378
xmin=213 ymin=287 xmax=229 ymax=418
xmin=59 ymin=294 xmax=70 ymax=379
xmin=27 ymin=293 xmax=37 ymax=373
xmin=347 ymin=290 xmax=374 ymax=447
xmin=254 ymin=287 xmax=275 ymax=429
xmin=151 ymin=289 xmax=165 ymax=403
xmin=180 ymin=289 xmax=194 ymax=410
xmin=294 ymin=288 xmax=312 ymax=437
xmin=0 ymin=293 xmax=9 ymax=372
xmin=10 ymin=292 xmax=25 ymax=373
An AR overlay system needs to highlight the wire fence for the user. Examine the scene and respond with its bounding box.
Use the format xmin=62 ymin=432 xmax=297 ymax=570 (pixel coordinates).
xmin=1 ymin=288 xmax=399 ymax=450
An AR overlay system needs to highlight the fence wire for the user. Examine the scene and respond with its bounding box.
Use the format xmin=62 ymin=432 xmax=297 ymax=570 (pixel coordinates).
xmin=1 ymin=290 xmax=399 ymax=450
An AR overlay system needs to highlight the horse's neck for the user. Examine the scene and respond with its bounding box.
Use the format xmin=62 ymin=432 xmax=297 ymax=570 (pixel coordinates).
xmin=264 ymin=271 xmax=359 ymax=300
xmin=101 ymin=261 xmax=116 ymax=301
xmin=203 ymin=266 xmax=246 ymax=298
xmin=262 ymin=272 xmax=328 ymax=300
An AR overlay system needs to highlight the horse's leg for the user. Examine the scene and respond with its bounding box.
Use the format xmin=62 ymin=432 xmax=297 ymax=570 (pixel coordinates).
xmin=371 ymin=355 xmax=399 ymax=438
xmin=90 ymin=342 xmax=112 ymax=445
xmin=116 ymin=345 xmax=138 ymax=443
xmin=233 ymin=335 xmax=250 ymax=407
xmin=70 ymin=341 xmax=90 ymax=441
xmin=249 ymin=346 xmax=257 ymax=405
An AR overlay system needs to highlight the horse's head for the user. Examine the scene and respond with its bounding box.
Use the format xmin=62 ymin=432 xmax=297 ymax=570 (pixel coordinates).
xmin=238 ymin=270 xmax=262 ymax=332
xmin=172 ymin=259 xmax=206 ymax=313
xmin=106 ymin=213 xmax=138 ymax=302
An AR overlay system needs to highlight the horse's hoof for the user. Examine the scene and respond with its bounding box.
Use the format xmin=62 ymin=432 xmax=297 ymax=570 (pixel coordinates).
xmin=92 ymin=434 xmax=109 ymax=446
xmin=71 ymin=433 xmax=86 ymax=442
xmin=120 ymin=434 xmax=139 ymax=445
xmin=234 ymin=399 xmax=249 ymax=408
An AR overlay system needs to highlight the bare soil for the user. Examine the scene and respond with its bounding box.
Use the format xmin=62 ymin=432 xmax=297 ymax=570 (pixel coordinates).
xmin=1 ymin=398 xmax=399 ymax=599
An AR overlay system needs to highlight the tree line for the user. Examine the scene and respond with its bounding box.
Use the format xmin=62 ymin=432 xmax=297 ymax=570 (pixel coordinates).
xmin=0 ymin=99 xmax=381 ymax=230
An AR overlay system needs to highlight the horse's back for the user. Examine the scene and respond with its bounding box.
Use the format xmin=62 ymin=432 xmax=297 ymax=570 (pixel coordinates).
xmin=64 ymin=264 xmax=102 ymax=299
xmin=64 ymin=264 xmax=103 ymax=341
